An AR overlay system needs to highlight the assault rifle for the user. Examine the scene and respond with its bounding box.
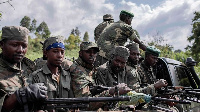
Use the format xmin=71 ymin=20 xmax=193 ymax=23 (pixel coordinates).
xmin=40 ymin=96 xmax=131 ymax=111
xmin=147 ymin=86 xmax=200 ymax=111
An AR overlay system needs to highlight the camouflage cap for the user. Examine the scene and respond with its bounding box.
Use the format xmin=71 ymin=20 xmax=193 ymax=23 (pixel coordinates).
xmin=1 ymin=26 xmax=29 ymax=41
xmin=80 ymin=41 xmax=99 ymax=51
xmin=43 ymin=36 xmax=65 ymax=50
xmin=125 ymin=43 xmax=139 ymax=52
xmin=120 ymin=10 xmax=134 ymax=18
xmin=103 ymin=14 xmax=113 ymax=20
xmin=111 ymin=46 xmax=130 ymax=60
xmin=146 ymin=46 xmax=161 ymax=57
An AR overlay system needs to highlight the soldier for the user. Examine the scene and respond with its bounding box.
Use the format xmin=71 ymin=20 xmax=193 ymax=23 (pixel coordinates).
xmin=95 ymin=10 xmax=146 ymax=67
xmin=0 ymin=26 xmax=47 ymax=111
xmin=94 ymin=14 xmax=114 ymax=43
xmin=95 ymin=46 xmax=134 ymax=87
xmin=138 ymin=46 xmax=168 ymax=96
xmin=34 ymin=40 xmax=73 ymax=70
xmin=31 ymin=37 xmax=74 ymax=111
xmin=70 ymin=42 xmax=130 ymax=98
xmin=125 ymin=43 xmax=141 ymax=89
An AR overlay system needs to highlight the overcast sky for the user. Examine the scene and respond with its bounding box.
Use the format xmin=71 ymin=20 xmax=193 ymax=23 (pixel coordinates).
xmin=0 ymin=0 xmax=200 ymax=51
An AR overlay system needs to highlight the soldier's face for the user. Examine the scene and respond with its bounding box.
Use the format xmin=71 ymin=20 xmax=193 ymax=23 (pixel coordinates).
xmin=146 ymin=54 xmax=158 ymax=66
xmin=0 ymin=39 xmax=28 ymax=64
xmin=128 ymin=50 xmax=140 ymax=65
xmin=45 ymin=48 xmax=65 ymax=67
xmin=80 ymin=48 xmax=98 ymax=64
xmin=126 ymin=17 xmax=132 ymax=25
xmin=111 ymin=56 xmax=126 ymax=73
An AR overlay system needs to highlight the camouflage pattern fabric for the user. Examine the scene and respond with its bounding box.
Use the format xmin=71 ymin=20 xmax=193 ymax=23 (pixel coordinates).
xmin=70 ymin=57 xmax=96 ymax=98
xmin=0 ymin=54 xmax=35 ymax=111
xmin=97 ymin=20 xmax=139 ymax=59
xmin=137 ymin=61 xmax=157 ymax=96
xmin=94 ymin=21 xmax=113 ymax=42
xmin=31 ymin=63 xmax=74 ymax=99
xmin=94 ymin=61 xmax=138 ymax=88
xmin=1 ymin=26 xmax=29 ymax=41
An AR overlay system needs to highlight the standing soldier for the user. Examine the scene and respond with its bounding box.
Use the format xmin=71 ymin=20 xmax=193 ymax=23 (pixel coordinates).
xmin=94 ymin=14 xmax=114 ymax=43
xmin=31 ymin=36 xmax=74 ymax=111
xmin=95 ymin=10 xmax=146 ymax=67
xmin=0 ymin=26 xmax=47 ymax=111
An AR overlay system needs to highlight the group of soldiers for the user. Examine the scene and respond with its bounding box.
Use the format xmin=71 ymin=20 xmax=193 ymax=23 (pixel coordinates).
xmin=0 ymin=10 xmax=170 ymax=112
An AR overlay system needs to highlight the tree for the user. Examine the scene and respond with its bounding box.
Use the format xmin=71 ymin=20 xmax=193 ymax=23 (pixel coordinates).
xmin=65 ymin=34 xmax=81 ymax=50
xmin=187 ymin=11 xmax=200 ymax=62
xmin=20 ymin=16 xmax=31 ymax=29
xmin=83 ymin=31 xmax=89 ymax=41
xmin=36 ymin=21 xmax=51 ymax=39
xmin=71 ymin=27 xmax=81 ymax=36
xmin=29 ymin=19 xmax=37 ymax=32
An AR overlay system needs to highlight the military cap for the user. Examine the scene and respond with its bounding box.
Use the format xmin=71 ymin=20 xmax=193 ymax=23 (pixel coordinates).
xmin=146 ymin=46 xmax=161 ymax=57
xmin=103 ymin=14 xmax=113 ymax=20
xmin=1 ymin=26 xmax=29 ymax=41
xmin=120 ymin=10 xmax=134 ymax=17
xmin=125 ymin=43 xmax=139 ymax=52
xmin=80 ymin=41 xmax=99 ymax=51
xmin=111 ymin=46 xmax=130 ymax=60
xmin=43 ymin=36 xmax=65 ymax=51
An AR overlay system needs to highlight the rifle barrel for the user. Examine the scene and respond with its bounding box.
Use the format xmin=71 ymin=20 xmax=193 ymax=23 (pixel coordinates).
xmin=44 ymin=96 xmax=131 ymax=104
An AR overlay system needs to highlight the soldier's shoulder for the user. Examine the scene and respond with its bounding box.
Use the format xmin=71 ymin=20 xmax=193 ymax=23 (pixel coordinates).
xmin=62 ymin=58 xmax=73 ymax=70
xmin=22 ymin=57 xmax=36 ymax=71
xmin=69 ymin=62 xmax=85 ymax=74
xmin=31 ymin=68 xmax=43 ymax=77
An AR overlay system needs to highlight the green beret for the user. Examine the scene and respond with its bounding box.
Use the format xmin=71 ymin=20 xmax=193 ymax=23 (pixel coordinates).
xmin=80 ymin=41 xmax=99 ymax=51
xmin=146 ymin=46 xmax=161 ymax=57
xmin=103 ymin=14 xmax=113 ymax=20
xmin=1 ymin=26 xmax=29 ymax=42
xmin=111 ymin=46 xmax=130 ymax=60
xmin=120 ymin=10 xmax=134 ymax=17
xmin=43 ymin=36 xmax=64 ymax=50
xmin=125 ymin=43 xmax=139 ymax=52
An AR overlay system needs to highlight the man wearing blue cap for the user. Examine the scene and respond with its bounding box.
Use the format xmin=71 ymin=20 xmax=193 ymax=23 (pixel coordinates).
xmin=31 ymin=36 xmax=74 ymax=111
xmin=95 ymin=10 xmax=146 ymax=68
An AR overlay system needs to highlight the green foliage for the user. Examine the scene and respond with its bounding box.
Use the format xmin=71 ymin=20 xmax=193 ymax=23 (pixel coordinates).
xmin=36 ymin=21 xmax=51 ymax=39
xmin=71 ymin=27 xmax=81 ymax=36
xmin=65 ymin=34 xmax=81 ymax=50
xmin=20 ymin=16 xmax=31 ymax=29
xmin=29 ymin=19 xmax=37 ymax=32
xmin=83 ymin=31 xmax=89 ymax=41
xmin=187 ymin=11 xmax=200 ymax=62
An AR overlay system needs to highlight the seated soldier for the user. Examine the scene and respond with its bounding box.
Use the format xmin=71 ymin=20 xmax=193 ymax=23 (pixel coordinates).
xmin=0 ymin=26 xmax=47 ymax=112
xmin=31 ymin=37 xmax=74 ymax=112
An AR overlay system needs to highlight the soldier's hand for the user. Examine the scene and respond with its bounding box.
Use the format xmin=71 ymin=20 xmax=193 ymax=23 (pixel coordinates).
xmin=15 ymin=83 xmax=47 ymax=105
xmin=154 ymin=79 xmax=168 ymax=89
xmin=109 ymin=83 xmax=132 ymax=95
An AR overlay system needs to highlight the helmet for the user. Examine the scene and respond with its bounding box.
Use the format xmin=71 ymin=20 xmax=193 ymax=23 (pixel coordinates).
xmin=103 ymin=14 xmax=113 ymax=20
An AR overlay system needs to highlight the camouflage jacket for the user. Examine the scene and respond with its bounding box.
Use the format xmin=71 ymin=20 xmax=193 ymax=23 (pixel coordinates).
xmin=94 ymin=61 xmax=139 ymax=89
xmin=31 ymin=63 xmax=74 ymax=99
xmin=94 ymin=21 xmax=112 ymax=42
xmin=137 ymin=61 xmax=157 ymax=96
xmin=70 ymin=57 xmax=96 ymax=98
xmin=0 ymin=54 xmax=35 ymax=111
xmin=97 ymin=20 xmax=139 ymax=59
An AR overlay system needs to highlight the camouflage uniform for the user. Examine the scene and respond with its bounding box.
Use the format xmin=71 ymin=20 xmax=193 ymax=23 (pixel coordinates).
xmin=97 ymin=20 xmax=138 ymax=60
xmin=94 ymin=14 xmax=114 ymax=42
xmin=31 ymin=64 xmax=74 ymax=98
xmin=70 ymin=57 xmax=96 ymax=97
xmin=0 ymin=26 xmax=35 ymax=111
